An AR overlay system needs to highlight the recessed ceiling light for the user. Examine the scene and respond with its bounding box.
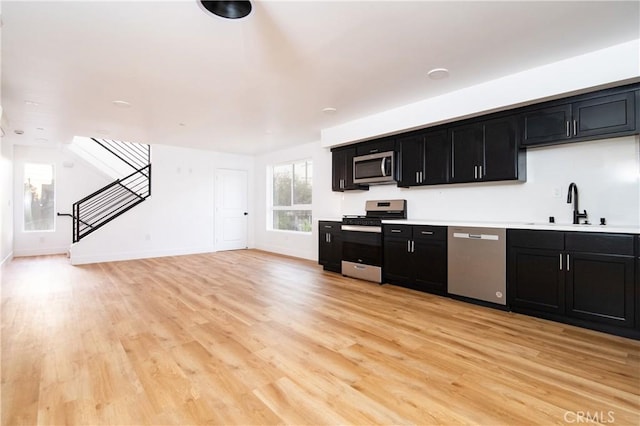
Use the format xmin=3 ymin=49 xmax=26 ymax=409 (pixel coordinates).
xmin=322 ymin=107 xmax=337 ymax=114
xmin=14 ymin=129 xmax=24 ymax=135
xmin=24 ymin=100 xmax=39 ymax=107
xmin=427 ymin=68 xmax=450 ymax=80
xmin=112 ymin=100 xmax=131 ymax=108
xmin=200 ymin=1 xmax=252 ymax=19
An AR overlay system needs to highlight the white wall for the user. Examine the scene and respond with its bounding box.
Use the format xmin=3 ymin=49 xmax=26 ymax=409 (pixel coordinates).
xmin=12 ymin=145 xmax=112 ymax=257
xmin=1 ymin=138 xmax=13 ymax=264
xmin=253 ymin=141 xmax=342 ymax=260
xmin=69 ymin=144 xmax=254 ymax=265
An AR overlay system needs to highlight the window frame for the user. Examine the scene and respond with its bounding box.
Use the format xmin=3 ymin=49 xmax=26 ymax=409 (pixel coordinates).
xmin=23 ymin=162 xmax=56 ymax=233
xmin=268 ymin=159 xmax=312 ymax=233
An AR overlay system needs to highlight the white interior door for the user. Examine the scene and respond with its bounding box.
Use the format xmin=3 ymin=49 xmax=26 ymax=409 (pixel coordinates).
xmin=215 ymin=169 xmax=248 ymax=251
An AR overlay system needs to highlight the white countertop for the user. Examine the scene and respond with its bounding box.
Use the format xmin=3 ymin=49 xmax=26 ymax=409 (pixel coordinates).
xmin=319 ymin=218 xmax=639 ymax=234
xmin=382 ymin=219 xmax=640 ymax=234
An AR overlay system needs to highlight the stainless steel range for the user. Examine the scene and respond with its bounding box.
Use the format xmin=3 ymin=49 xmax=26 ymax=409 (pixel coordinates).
xmin=341 ymin=199 xmax=407 ymax=283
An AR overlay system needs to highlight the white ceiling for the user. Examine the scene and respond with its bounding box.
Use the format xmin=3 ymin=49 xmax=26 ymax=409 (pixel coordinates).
xmin=2 ymin=0 xmax=639 ymax=155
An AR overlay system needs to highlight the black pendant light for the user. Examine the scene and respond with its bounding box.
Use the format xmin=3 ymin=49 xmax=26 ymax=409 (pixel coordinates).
xmin=200 ymin=1 xmax=252 ymax=19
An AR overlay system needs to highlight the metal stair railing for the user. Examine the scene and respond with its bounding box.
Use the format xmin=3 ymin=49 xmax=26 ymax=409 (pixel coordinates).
xmin=91 ymin=137 xmax=150 ymax=175
xmin=59 ymin=138 xmax=151 ymax=243
xmin=71 ymin=164 xmax=151 ymax=243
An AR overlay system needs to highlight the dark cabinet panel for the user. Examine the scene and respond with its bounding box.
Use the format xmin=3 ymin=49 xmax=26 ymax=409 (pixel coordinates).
xmin=483 ymin=118 xmax=518 ymax=181
xmin=508 ymin=229 xmax=638 ymax=337
xmin=566 ymin=252 xmax=635 ymax=328
xmin=450 ymin=124 xmax=482 ymax=183
xmin=522 ymin=104 xmax=572 ymax=146
xmin=424 ymin=130 xmax=449 ymax=184
xmin=318 ymin=221 xmax=342 ymax=272
xmin=521 ymin=85 xmax=639 ymax=147
xmin=508 ymin=247 xmax=564 ymax=314
xmin=383 ymin=225 xmax=447 ymax=295
xmin=574 ymin=92 xmax=636 ymax=138
xmin=332 ymin=147 xmax=368 ymax=192
xmin=397 ymin=135 xmax=424 ymax=187
xmin=451 ymin=117 xmax=522 ymax=183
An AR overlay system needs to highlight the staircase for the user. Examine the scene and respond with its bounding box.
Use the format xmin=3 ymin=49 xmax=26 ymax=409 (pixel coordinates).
xmin=64 ymin=138 xmax=151 ymax=243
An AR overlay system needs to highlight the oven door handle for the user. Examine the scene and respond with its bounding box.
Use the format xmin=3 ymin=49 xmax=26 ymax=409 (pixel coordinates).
xmin=341 ymin=225 xmax=382 ymax=233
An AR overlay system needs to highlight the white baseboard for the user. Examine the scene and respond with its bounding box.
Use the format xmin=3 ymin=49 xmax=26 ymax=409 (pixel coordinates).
xmin=70 ymin=246 xmax=215 ymax=265
xmin=13 ymin=247 xmax=68 ymax=257
xmin=0 ymin=250 xmax=14 ymax=267
xmin=253 ymin=243 xmax=315 ymax=261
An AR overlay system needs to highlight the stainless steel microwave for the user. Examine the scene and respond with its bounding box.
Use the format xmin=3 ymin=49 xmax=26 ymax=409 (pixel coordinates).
xmin=353 ymin=150 xmax=395 ymax=184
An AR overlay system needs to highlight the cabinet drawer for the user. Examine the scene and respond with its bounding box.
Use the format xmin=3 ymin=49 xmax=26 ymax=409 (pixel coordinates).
xmin=383 ymin=224 xmax=411 ymax=238
xmin=565 ymin=232 xmax=635 ymax=256
xmin=508 ymin=229 xmax=564 ymax=250
xmin=319 ymin=221 xmax=341 ymax=230
xmin=413 ymin=226 xmax=447 ymax=241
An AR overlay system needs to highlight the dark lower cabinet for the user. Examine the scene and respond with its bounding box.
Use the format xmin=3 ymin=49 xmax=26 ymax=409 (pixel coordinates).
xmin=508 ymin=229 xmax=638 ymax=338
xmin=383 ymin=225 xmax=447 ymax=295
xmin=318 ymin=221 xmax=342 ymax=273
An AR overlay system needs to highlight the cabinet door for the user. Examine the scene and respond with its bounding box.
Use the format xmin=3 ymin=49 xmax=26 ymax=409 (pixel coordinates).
xmin=332 ymin=147 xmax=367 ymax=192
xmin=522 ymin=104 xmax=572 ymax=146
xmin=356 ymin=138 xmax=396 ymax=156
xmin=573 ymin=91 xmax=636 ymax=138
xmin=423 ymin=130 xmax=449 ymax=184
xmin=383 ymin=238 xmax=412 ymax=284
xmin=566 ymin=252 xmax=635 ymax=328
xmin=450 ymin=124 xmax=482 ymax=183
xmin=396 ymin=134 xmax=424 ymax=187
xmin=331 ymin=149 xmax=347 ymax=191
xmin=318 ymin=222 xmax=342 ymax=272
xmin=482 ymin=118 xmax=518 ymax=181
xmin=413 ymin=238 xmax=447 ymax=294
xmin=508 ymin=247 xmax=565 ymax=314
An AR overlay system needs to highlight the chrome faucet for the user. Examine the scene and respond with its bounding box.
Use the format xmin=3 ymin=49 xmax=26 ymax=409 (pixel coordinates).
xmin=567 ymin=182 xmax=588 ymax=224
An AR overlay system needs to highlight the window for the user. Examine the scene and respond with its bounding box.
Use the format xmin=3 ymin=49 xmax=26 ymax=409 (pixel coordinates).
xmin=24 ymin=163 xmax=55 ymax=231
xmin=270 ymin=159 xmax=312 ymax=232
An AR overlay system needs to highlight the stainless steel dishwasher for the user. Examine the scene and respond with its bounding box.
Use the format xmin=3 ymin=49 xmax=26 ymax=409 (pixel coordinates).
xmin=447 ymin=227 xmax=506 ymax=305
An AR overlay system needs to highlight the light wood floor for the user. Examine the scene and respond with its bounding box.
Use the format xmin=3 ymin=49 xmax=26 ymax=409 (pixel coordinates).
xmin=2 ymin=250 xmax=639 ymax=425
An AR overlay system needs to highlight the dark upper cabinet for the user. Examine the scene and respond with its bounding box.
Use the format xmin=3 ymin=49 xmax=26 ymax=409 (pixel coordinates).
xmin=450 ymin=116 xmax=522 ymax=183
xmin=331 ymin=146 xmax=368 ymax=192
xmin=573 ymin=91 xmax=636 ymax=138
xmin=355 ymin=138 xmax=396 ymax=156
xmin=522 ymin=104 xmax=573 ymax=145
xmin=397 ymin=130 xmax=448 ymax=187
xmin=383 ymin=224 xmax=447 ymax=295
xmin=508 ymin=229 xmax=638 ymax=337
xmin=318 ymin=221 xmax=342 ymax=273
xmin=522 ymin=86 xmax=638 ymax=147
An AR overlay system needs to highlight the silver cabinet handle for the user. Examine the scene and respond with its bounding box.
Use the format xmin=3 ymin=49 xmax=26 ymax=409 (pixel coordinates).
xmin=416 ymin=171 xmax=420 ymax=183
xmin=567 ymin=254 xmax=570 ymax=271
xmin=407 ymin=240 xmax=411 ymax=252
xmin=474 ymin=165 xmax=478 ymax=179
xmin=478 ymin=165 xmax=483 ymax=178
xmin=411 ymin=240 xmax=415 ymax=253
xmin=391 ymin=229 xmax=402 ymax=233
xmin=566 ymin=121 xmax=570 ymax=137
xmin=327 ymin=233 xmax=331 ymax=243
xmin=573 ymin=119 xmax=577 ymax=136
xmin=421 ymin=231 xmax=433 ymax=235
xmin=420 ymin=171 xmax=423 ymax=183
xmin=559 ymin=253 xmax=563 ymax=270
